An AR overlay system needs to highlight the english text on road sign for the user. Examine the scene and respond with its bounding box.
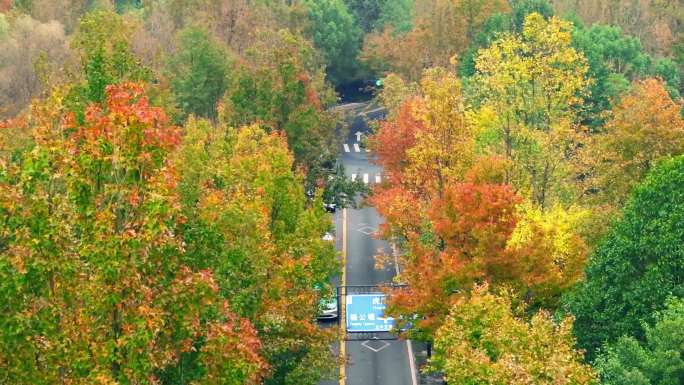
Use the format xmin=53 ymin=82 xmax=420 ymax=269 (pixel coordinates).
xmin=346 ymin=294 xmax=395 ymax=332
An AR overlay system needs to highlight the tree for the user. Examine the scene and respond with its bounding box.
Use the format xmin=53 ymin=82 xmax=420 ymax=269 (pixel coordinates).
xmin=67 ymin=10 xmax=150 ymax=121
xmin=10 ymin=0 xmax=94 ymax=32
xmin=343 ymin=0 xmax=384 ymax=32
xmin=459 ymin=0 xmax=555 ymax=77
xmin=371 ymin=67 xmax=591 ymax=338
xmin=431 ymin=284 xmax=597 ymax=385
xmin=571 ymin=23 xmax=650 ymax=127
xmin=0 ymin=15 xmax=73 ymax=118
xmin=653 ymin=58 xmax=681 ymax=98
xmin=506 ymin=203 xmax=590 ymax=309
xmin=0 ymin=83 xmax=267 ymax=384
xmin=402 ymin=68 xmax=477 ymax=197
xmin=472 ymin=12 xmax=590 ymax=207
xmin=167 ymin=27 xmax=230 ymax=120
xmin=595 ymin=298 xmax=684 ymax=385
xmin=361 ymin=0 xmax=509 ymax=81
xmin=371 ymin=68 xmax=476 ymax=196
xmin=384 ymin=182 xmax=522 ymax=337
xmin=566 ymin=155 xmax=684 ymax=358
xmin=370 ymin=98 xmax=422 ymax=183
xmin=581 ymin=78 xmax=684 ymax=207
xmin=175 ymin=118 xmax=339 ymax=385
xmin=222 ymin=30 xmax=340 ymax=193
xmin=552 ymin=0 xmax=681 ymax=57
xmin=374 ymin=72 xmax=418 ymax=118
xmin=304 ymin=0 xmax=363 ymax=84
xmin=375 ymin=0 xmax=413 ymax=34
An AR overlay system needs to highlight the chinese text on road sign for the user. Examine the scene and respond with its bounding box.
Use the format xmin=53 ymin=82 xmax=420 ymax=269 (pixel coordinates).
xmin=346 ymin=294 xmax=395 ymax=332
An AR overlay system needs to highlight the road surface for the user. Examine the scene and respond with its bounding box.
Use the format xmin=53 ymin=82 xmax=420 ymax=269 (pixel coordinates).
xmin=320 ymin=106 xmax=416 ymax=385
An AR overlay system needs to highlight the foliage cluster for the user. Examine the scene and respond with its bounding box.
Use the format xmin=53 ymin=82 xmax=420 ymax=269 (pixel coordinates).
xmin=0 ymin=82 xmax=338 ymax=385
xmin=0 ymin=2 xmax=353 ymax=384
xmin=3 ymin=0 xmax=684 ymax=384
xmin=367 ymin=3 xmax=684 ymax=383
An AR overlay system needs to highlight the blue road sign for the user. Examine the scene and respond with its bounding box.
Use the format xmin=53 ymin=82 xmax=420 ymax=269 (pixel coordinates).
xmin=346 ymin=294 xmax=395 ymax=332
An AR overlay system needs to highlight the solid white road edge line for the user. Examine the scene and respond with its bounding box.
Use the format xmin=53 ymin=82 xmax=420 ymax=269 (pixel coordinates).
xmin=407 ymin=340 xmax=418 ymax=385
xmin=392 ymin=242 xmax=417 ymax=385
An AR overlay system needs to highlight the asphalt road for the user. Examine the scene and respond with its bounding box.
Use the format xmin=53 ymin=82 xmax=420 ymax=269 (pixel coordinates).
xmin=320 ymin=106 xmax=415 ymax=385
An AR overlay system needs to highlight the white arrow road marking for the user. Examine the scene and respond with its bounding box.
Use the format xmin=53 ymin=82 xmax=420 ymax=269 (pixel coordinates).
xmin=363 ymin=173 xmax=369 ymax=184
xmin=355 ymin=131 xmax=362 ymax=142
xmin=343 ymin=143 xmax=350 ymax=153
xmin=375 ymin=174 xmax=381 ymax=184
xmin=353 ymin=143 xmax=361 ymax=153
xmin=351 ymin=174 xmax=357 ymax=182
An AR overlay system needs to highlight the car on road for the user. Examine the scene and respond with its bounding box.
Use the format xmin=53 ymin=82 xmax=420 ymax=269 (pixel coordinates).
xmin=315 ymin=284 xmax=339 ymax=321
xmin=323 ymin=202 xmax=337 ymax=212
xmin=322 ymin=232 xmax=334 ymax=241
xmin=317 ymin=296 xmax=339 ymax=320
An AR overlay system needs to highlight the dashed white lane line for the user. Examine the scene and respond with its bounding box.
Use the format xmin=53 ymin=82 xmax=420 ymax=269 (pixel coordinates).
xmin=363 ymin=173 xmax=369 ymax=184
xmin=366 ymin=148 xmax=370 ymax=153
xmin=343 ymin=143 xmax=350 ymax=153
xmin=353 ymin=143 xmax=361 ymax=153
xmin=375 ymin=175 xmax=381 ymax=184
xmin=351 ymin=174 xmax=357 ymax=182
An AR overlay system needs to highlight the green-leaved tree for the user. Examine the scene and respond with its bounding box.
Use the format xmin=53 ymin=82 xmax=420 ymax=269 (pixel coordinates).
xmin=567 ymin=155 xmax=684 ymax=358
xmin=167 ymin=27 xmax=230 ymax=121
xmin=595 ymin=298 xmax=684 ymax=385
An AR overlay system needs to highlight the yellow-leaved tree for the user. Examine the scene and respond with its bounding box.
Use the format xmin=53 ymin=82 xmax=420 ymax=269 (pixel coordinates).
xmin=403 ymin=68 xmax=478 ymax=199
xmin=431 ymin=285 xmax=597 ymax=385
xmin=506 ymin=203 xmax=591 ymax=308
xmin=472 ymin=13 xmax=590 ymax=208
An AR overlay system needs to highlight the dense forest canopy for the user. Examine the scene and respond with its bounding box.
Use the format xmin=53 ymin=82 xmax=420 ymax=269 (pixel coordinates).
xmin=1 ymin=1 xmax=684 ymax=384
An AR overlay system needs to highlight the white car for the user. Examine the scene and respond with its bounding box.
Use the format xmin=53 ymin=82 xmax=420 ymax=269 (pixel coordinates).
xmin=322 ymin=232 xmax=334 ymax=242
xmin=323 ymin=202 xmax=337 ymax=212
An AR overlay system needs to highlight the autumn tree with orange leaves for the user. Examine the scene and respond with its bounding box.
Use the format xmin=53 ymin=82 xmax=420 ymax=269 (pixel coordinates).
xmin=362 ymin=0 xmax=509 ymax=81
xmin=581 ymin=78 xmax=684 ymax=207
xmin=0 ymin=82 xmax=337 ymax=385
xmin=386 ymin=182 xmax=522 ymax=338
xmin=371 ymin=67 xmax=590 ymax=340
